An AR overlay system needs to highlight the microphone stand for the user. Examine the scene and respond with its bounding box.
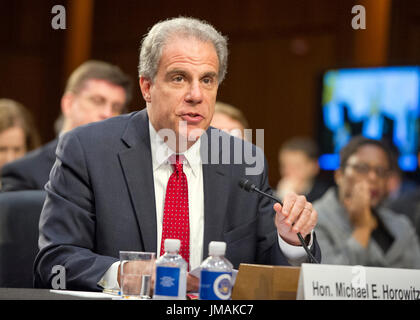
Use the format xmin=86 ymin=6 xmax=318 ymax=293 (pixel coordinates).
xmin=239 ymin=179 xmax=319 ymax=264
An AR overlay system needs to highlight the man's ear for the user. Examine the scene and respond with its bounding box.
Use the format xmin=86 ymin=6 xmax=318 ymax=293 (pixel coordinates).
xmin=61 ymin=92 xmax=74 ymax=116
xmin=139 ymin=76 xmax=152 ymax=103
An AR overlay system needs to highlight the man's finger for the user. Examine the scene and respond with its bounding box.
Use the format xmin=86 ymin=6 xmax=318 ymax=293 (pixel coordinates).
xmin=281 ymin=192 xmax=297 ymax=219
xmin=301 ymin=209 xmax=318 ymax=237
xmin=291 ymin=202 xmax=312 ymax=233
xmin=284 ymin=194 xmax=306 ymax=226
xmin=273 ymin=202 xmax=284 ymax=216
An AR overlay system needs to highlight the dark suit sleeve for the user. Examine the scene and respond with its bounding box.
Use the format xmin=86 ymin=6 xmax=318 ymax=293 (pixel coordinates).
xmin=34 ymin=132 xmax=118 ymax=291
xmin=1 ymin=162 xmax=38 ymax=191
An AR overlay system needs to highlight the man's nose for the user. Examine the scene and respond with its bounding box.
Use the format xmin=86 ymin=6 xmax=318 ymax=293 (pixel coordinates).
xmin=101 ymin=104 xmax=115 ymax=119
xmin=185 ymin=81 xmax=203 ymax=105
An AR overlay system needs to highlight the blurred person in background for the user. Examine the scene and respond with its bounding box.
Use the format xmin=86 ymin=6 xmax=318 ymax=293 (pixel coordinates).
xmin=1 ymin=60 xmax=132 ymax=191
xmin=210 ymin=101 xmax=249 ymax=140
xmin=0 ymin=99 xmax=41 ymax=188
xmin=314 ymin=136 xmax=420 ymax=268
xmin=385 ymin=149 xmax=420 ymax=241
xmin=276 ymin=137 xmax=330 ymax=202
xmin=383 ymin=146 xmax=418 ymax=203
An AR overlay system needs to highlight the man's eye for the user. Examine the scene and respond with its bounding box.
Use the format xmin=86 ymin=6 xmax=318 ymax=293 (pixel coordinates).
xmin=173 ymin=76 xmax=184 ymax=82
xmin=90 ymin=96 xmax=105 ymax=105
xmin=202 ymin=77 xmax=213 ymax=84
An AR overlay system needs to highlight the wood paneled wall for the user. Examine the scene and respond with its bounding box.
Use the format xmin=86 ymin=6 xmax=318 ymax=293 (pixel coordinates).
xmin=90 ymin=0 xmax=356 ymax=185
xmin=1 ymin=0 xmax=418 ymax=185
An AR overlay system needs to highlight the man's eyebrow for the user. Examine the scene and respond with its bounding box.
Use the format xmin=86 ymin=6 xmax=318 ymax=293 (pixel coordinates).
xmin=87 ymin=94 xmax=106 ymax=100
xmin=166 ymin=69 xmax=188 ymax=76
xmin=166 ymin=70 xmax=217 ymax=77
xmin=202 ymin=71 xmax=217 ymax=78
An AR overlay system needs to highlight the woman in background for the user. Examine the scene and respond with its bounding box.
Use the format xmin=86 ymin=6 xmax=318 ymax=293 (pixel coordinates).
xmin=0 ymin=99 xmax=41 ymax=181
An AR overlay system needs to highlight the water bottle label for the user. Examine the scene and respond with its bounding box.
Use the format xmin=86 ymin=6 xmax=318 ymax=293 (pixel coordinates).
xmin=199 ymin=271 xmax=232 ymax=300
xmin=155 ymin=266 xmax=180 ymax=296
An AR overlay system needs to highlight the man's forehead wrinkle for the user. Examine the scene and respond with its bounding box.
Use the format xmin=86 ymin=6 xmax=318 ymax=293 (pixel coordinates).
xmin=162 ymin=52 xmax=218 ymax=66
xmin=160 ymin=37 xmax=218 ymax=63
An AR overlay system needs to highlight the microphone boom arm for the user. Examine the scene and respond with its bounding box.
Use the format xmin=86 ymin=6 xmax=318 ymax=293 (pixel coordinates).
xmin=238 ymin=178 xmax=319 ymax=264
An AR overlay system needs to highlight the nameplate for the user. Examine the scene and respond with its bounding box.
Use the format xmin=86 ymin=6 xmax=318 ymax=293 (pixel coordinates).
xmin=296 ymin=263 xmax=420 ymax=300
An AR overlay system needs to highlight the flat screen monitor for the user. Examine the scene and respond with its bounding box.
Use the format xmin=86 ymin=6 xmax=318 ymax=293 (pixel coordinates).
xmin=318 ymin=66 xmax=420 ymax=171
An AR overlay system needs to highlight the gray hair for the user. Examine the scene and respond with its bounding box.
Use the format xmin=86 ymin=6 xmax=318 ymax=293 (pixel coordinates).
xmin=138 ymin=17 xmax=228 ymax=83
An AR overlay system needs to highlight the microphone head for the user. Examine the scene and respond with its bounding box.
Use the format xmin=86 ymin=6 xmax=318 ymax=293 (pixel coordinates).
xmin=238 ymin=178 xmax=256 ymax=192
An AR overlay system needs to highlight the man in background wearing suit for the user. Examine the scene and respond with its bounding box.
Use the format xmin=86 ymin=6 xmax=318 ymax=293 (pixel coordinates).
xmin=34 ymin=17 xmax=320 ymax=292
xmin=0 ymin=60 xmax=132 ymax=191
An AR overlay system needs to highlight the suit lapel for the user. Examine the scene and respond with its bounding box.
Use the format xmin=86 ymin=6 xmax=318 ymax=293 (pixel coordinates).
xmin=201 ymin=128 xmax=231 ymax=259
xmin=118 ymin=110 xmax=157 ymax=253
xmin=117 ymin=118 xmax=232 ymax=258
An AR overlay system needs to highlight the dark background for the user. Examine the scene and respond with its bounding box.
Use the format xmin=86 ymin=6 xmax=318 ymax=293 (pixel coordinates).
xmin=0 ymin=0 xmax=419 ymax=186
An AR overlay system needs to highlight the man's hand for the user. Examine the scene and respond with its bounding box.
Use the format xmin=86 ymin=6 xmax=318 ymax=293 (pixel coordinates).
xmin=274 ymin=192 xmax=318 ymax=246
xmin=187 ymin=273 xmax=199 ymax=292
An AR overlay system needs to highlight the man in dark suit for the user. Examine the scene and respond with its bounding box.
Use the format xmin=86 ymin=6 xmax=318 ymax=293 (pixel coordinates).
xmin=34 ymin=17 xmax=320 ymax=292
xmin=0 ymin=60 xmax=132 ymax=191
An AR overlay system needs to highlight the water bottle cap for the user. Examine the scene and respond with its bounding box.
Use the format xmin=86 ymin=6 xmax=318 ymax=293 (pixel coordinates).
xmin=164 ymin=239 xmax=180 ymax=252
xmin=208 ymin=241 xmax=226 ymax=256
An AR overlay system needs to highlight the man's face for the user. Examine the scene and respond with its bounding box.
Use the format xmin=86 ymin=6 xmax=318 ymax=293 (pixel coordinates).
xmin=62 ymin=79 xmax=127 ymax=130
xmin=335 ymin=144 xmax=391 ymax=208
xmin=279 ymin=150 xmax=319 ymax=183
xmin=211 ymin=112 xmax=244 ymax=139
xmin=140 ymin=36 xmax=219 ymax=150
xmin=0 ymin=126 xmax=26 ymax=170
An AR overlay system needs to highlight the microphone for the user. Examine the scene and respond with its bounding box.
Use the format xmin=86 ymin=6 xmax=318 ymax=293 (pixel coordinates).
xmin=238 ymin=178 xmax=319 ymax=264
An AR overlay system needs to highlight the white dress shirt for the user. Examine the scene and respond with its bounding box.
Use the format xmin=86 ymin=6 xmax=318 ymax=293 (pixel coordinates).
xmin=149 ymin=121 xmax=204 ymax=270
xmin=98 ymin=121 xmax=311 ymax=289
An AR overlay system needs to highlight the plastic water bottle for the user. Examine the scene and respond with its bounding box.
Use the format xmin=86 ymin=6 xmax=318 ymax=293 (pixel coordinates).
xmin=199 ymin=241 xmax=233 ymax=300
xmin=153 ymin=239 xmax=187 ymax=300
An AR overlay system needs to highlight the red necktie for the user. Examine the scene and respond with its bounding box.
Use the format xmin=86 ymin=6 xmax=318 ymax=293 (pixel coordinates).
xmin=160 ymin=155 xmax=190 ymax=267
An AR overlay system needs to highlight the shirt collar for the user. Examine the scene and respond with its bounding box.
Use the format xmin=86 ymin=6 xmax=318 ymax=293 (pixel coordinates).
xmin=149 ymin=121 xmax=201 ymax=177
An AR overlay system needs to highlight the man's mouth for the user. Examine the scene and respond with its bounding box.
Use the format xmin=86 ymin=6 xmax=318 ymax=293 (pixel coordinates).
xmin=180 ymin=113 xmax=204 ymax=123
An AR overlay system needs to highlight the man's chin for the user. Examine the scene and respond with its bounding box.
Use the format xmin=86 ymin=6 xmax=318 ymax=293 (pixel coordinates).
xmin=182 ymin=130 xmax=204 ymax=146
xmin=185 ymin=123 xmax=207 ymax=139
xmin=169 ymin=130 xmax=204 ymax=152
